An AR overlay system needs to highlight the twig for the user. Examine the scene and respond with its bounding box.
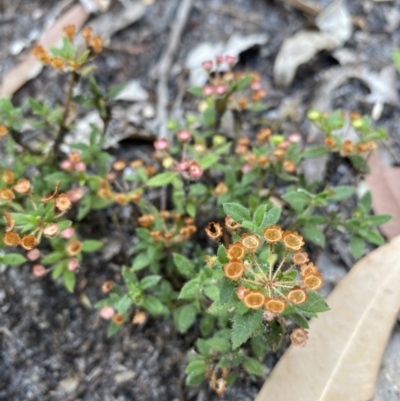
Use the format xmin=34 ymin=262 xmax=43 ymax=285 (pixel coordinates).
xmin=152 ymin=0 xmax=194 ymax=209
xmin=52 ymin=71 xmax=78 ymax=159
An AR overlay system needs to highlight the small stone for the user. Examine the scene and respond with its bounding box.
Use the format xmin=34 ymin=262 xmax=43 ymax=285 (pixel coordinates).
xmin=114 ymin=370 xmax=137 ymax=383
xmin=59 ymin=376 xmax=79 ymax=393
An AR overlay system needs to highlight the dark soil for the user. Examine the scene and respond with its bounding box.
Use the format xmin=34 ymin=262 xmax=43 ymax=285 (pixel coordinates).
xmin=1 ymin=0 xmax=400 ymax=400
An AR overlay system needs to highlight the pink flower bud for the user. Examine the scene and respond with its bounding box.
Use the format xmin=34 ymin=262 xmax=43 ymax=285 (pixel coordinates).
xmin=177 ymin=130 xmax=191 ymax=142
xmin=66 ymin=188 xmax=84 ymax=203
xmin=176 ymin=159 xmax=190 ymax=172
xmin=288 ymin=132 xmax=302 ymax=143
xmin=67 ymin=258 xmax=79 ymax=271
xmin=201 ymin=60 xmax=213 ymax=70
xmin=225 ymin=55 xmax=236 ymax=65
xmin=278 ymin=140 xmax=291 ymax=150
xmin=215 ymin=55 xmax=224 ymax=64
xmin=250 ymin=81 xmax=262 ymax=91
xmin=263 ymin=310 xmax=276 ymax=321
xmin=60 ymin=160 xmax=72 ymax=171
xmin=241 ymin=164 xmax=253 ymax=174
xmin=27 ymin=248 xmax=41 ymax=261
xmin=189 ymin=162 xmax=203 ymax=179
xmin=43 ymin=223 xmax=59 ymax=238
xmin=99 ymin=306 xmax=115 ymax=320
xmin=61 ymin=227 xmax=75 ymax=239
xmin=32 ymin=264 xmax=46 ymax=277
xmin=74 ymin=161 xmax=86 ymax=172
xmin=202 ymin=85 xmax=214 ymax=96
xmin=215 ymin=84 xmax=227 ymax=96
xmin=154 ymin=138 xmax=168 ymax=151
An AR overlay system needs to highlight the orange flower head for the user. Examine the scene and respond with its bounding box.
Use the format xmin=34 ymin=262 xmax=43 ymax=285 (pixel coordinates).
xmin=112 ymin=313 xmax=125 ymax=326
xmin=287 ymin=286 xmax=308 ymax=305
xmin=180 ymin=224 xmax=197 ymax=238
xmin=4 ymin=212 xmax=15 ymax=232
xmin=49 ymin=57 xmax=64 ymax=70
xmin=112 ymin=160 xmax=126 ymax=171
xmin=63 ymin=24 xmax=76 ymax=41
xmin=263 ymin=225 xmax=283 ymax=243
xmin=223 ymin=260 xmax=244 ymax=280
xmin=283 ymin=159 xmax=296 ymax=173
xmin=324 ymin=136 xmax=336 ymax=149
xmin=43 ymin=223 xmax=59 ymax=238
xmin=238 ymin=137 xmax=250 ymax=147
xmin=256 ymin=155 xmax=269 ymax=167
xmin=257 ymin=128 xmax=272 ymax=144
xmin=244 ymin=291 xmax=265 ymax=309
xmin=129 ymin=159 xmax=144 ymax=169
xmin=146 ymin=165 xmax=156 ymax=177
xmin=283 ymin=231 xmax=304 ymax=250
xmin=55 ymin=194 xmax=72 ymax=211
xmin=66 ymin=239 xmax=82 ymax=256
xmin=98 ymin=186 xmax=112 ymax=199
xmin=90 ymin=35 xmax=102 ymax=53
xmin=303 ymin=273 xmax=323 ymax=290
xmin=31 ymin=45 xmax=49 ymax=63
xmin=21 ymin=234 xmax=37 ymax=250
xmin=13 ymin=179 xmax=31 ymax=194
xmin=138 ymin=214 xmax=154 ymax=228
xmin=225 ymin=216 xmax=240 ymax=230
xmin=101 ymin=280 xmax=113 ymax=293
xmin=80 ymin=26 xmax=93 ymax=43
xmin=265 ymin=298 xmax=286 ymax=314
xmin=237 ymin=97 xmax=248 ymax=109
xmin=68 ymin=151 xmax=81 ymax=163
xmin=132 ymin=311 xmax=147 ymax=325
xmin=0 ymin=188 xmax=15 ymax=201
xmin=129 ymin=192 xmax=141 ymax=203
xmin=293 ymin=251 xmax=309 ymax=265
xmin=150 ymin=231 xmax=162 ymax=241
xmin=113 ymin=193 xmax=128 ymax=205
xmin=340 ymin=140 xmax=354 ymax=155
xmin=236 ymin=285 xmax=250 ymax=300
xmin=214 ymin=182 xmax=228 ymax=196
xmin=2 ymin=170 xmax=14 ymax=184
xmin=241 ymin=234 xmax=261 ymax=250
xmin=290 ymin=327 xmax=309 ymax=347
xmin=3 ymin=231 xmax=21 ymax=246
xmin=0 ymin=124 xmax=8 ymax=137
xmin=300 ymin=262 xmax=319 ymax=277
xmin=163 ymin=232 xmax=174 ymax=243
xmin=273 ymin=148 xmax=286 ymax=160
xmin=227 ymin=242 xmax=245 ymax=260
xmin=184 ymin=217 xmax=195 ymax=225
xmin=205 ymin=222 xmax=223 ymax=240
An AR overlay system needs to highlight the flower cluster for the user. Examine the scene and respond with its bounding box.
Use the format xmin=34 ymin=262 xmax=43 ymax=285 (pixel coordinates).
xmin=218 ymin=222 xmax=323 ymax=317
xmin=31 ymin=25 xmax=102 ymax=72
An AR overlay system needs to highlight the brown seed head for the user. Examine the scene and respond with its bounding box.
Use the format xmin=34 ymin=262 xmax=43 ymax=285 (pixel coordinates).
xmin=256 ymin=155 xmax=269 ymax=167
xmin=89 ymin=35 xmax=102 ymax=53
xmin=290 ymin=327 xmax=309 ymax=347
xmin=293 ymin=251 xmax=309 ymax=265
xmin=263 ymin=225 xmax=283 ymax=243
xmin=214 ymin=182 xmax=228 ymax=196
xmin=13 ymin=179 xmax=31 ymax=194
xmin=113 ymin=193 xmax=128 ymax=205
xmin=237 ymin=97 xmax=248 ymax=109
xmin=129 ymin=159 xmax=144 ymax=169
xmin=31 ymin=45 xmax=49 ymax=63
xmin=63 ymin=24 xmax=76 ymax=41
xmin=129 ymin=192 xmax=141 ymax=203
xmin=146 ymin=165 xmax=156 ymax=177
xmin=265 ymin=298 xmax=286 ymax=314
xmin=257 ymin=128 xmax=272 ymax=144
xmin=244 ymin=291 xmax=265 ymax=309
xmin=68 ymin=150 xmax=81 ymax=163
xmin=132 ymin=311 xmax=147 ymax=325
xmin=205 ymin=222 xmax=223 ymax=240
xmin=340 ymin=140 xmax=354 ymax=155
xmin=49 ymin=57 xmax=64 ymax=70
xmin=236 ymin=285 xmax=250 ymax=300
xmin=98 ymin=186 xmax=112 ymax=199
xmin=324 ymin=136 xmax=336 ymax=149
xmin=112 ymin=160 xmax=126 ymax=171
xmin=41 ymin=181 xmax=60 ymax=202
xmin=225 ymin=216 xmax=240 ymax=230
xmin=66 ymin=239 xmax=82 ymax=256
xmin=4 ymin=212 xmax=15 ymax=232
xmin=3 ymin=231 xmax=21 ymax=246
xmin=300 ymin=262 xmax=319 ymax=277
xmin=223 ymin=260 xmax=244 ymax=280
xmin=227 ymin=242 xmax=245 ymax=260
xmin=80 ymin=26 xmax=93 ymax=43
xmin=101 ymin=280 xmax=113 ymax=293
xmin=241 ymin=234 xmax=261 ymax=250
xmin=273 ymin=148 xmax=286 ymax=160
xmin=21 ymin=234 xmax=37 ymax=250
xmin=303 ymin=273 xmax=323 ymax=290
xmin=2 ymin=170 xmax=14 ymax=184
xmin=283 ymin=159 xmax=296 ymax=173
xmin=138 ymin=214 xmax=154 ymax=228
xmin=287 ymin=286 xmax=308 ymax=305
xmin=112 ymin=313 xmax=125 ymax=326
xmin=55 ymin=194 xmax=72 ymax=211
xmin=282 ymin=231 xmax=304 ymax=251
xmin=0 ymin=124 xmax=8 ymax=137
xmin=43 ymin=223 xmax=59 ymax=238
xmin=0 ymin=188 xmax=15 ymax=201
xmin=150 ymin=231 xmax=162 ymax=241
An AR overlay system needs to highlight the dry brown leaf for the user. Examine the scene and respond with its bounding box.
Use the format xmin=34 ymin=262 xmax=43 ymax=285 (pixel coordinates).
xmin=366 ymin=151 xmax=400 ymax=240
xmin=282 ymin=0 xmax=320 ymax=15
xmin=0 ymin=5 xmax=89 ymax=98
xmin=255 ymin=235 xmax=400 ymax=401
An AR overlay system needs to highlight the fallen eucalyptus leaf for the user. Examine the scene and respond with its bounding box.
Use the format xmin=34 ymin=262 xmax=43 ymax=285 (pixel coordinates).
xmin=255 ymin=235 xmax=400 ymax=401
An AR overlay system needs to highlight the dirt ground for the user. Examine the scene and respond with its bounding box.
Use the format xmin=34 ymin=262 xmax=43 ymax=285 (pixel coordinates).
xmin=1 ymin=0 xmax=400 ymax=400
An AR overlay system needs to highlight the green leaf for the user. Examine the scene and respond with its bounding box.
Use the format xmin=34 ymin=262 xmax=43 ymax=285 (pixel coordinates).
xmin=147 ymin=172 xmax=178 ymax=187
xmin=198 ymin=154 xmax=219 ymax=169
xmin=243 ymin=358 xmax=264 ymax=376
xmin=200 ymin=314 xmax=214 ymax=337
xmin=329 ymin=186 xmax=356 ymax=202
xmin=368 ymin=214 xmax=392 ymax=226
xmin=57 ymin=220 xmax=72 ymax=232
xmin=105 ymin=83 xmax=125 ymax=100
xmin=132 ymin=253 xmax=151 ymax=271
xmin=291 ymin=313 xmax=309 ymax=329
xmin=231 ymin=309 xmax=263 ymax=349
xmin=186 ymin=202 xmax=196 ymax=217
xmin=52 ymin=260 xmax=67 ymax=279
xmin=393 ymin=48 xmax=400 ymax=74
xmin=262 ymin=206 xmax=281 ymax=226
xmin=296 ymin=291 xmax=330 ymax=317
xmin=185 ymin=360 xmax=207 ymax=375
xmin=217 ymin=245 xmax=229 ymax=264
xmin=140 ymin=275 xmax=161 ymax=290
xmin=253 ymin=204 xmax=267 ymax=226
xmin=350 ymin=235 xmax=366 ymax=259
xmin=302 ymin=146 xmax=329 ymax=158
xmin=196 ymin=338 xmax=211 ymax=356
xmin=174 ymin=304 xmax=197 ymax=333
xmin=361 ymin=230 xmax=385 ymax=246
xmin=219 ymin=278 xmax=235 ymax=304
xmin=115 ymin=294 xmax=132 ymax=314
xmin=172 ymin=253 xmax=195 ymax=278
xmin=207 ymin=337 xmax=231 ymax=353
xmin=302 ymin=225 xmax=325 ymax=247
xmin=203 ymin=285 xmax=219 ymax=301
xmin=3 ymin=253 xmax=27 ymax=267
xmin=62 ymin=269 xmax=76 ymax=292
xmin=186 ymin=373 xmax=205 ymax=386
xmin=282 ymin=191 xmax=310 ymax=212
xmin=187 ymin=86 xmax=204 ymax=97
xmin=223 ymin=202 xmax=251 ymax=223
xmin=81 ymin=240 xmax=103 ymax=252
xmin=107 ymin=321 xmax=122 ymax=337
xmin=266 ymin=320 xmax=285 ymax=351
xmin=41 ymin=252 xmax=64 ymax=265
xmin=142 ymin=295 xmax=165 ymax=315
xmin=179 ymin=279 xmax=201 ymax=299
